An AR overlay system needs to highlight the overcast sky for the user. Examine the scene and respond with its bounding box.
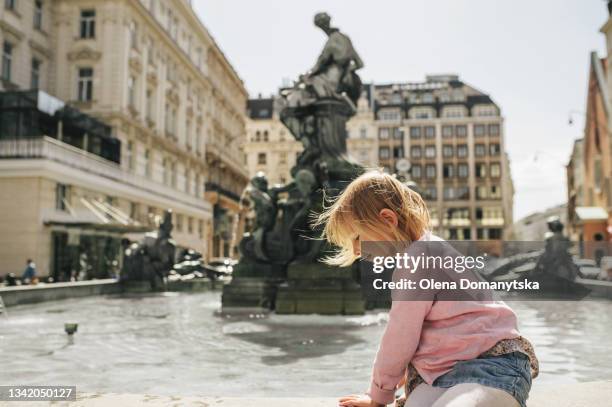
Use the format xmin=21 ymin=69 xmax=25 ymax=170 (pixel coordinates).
xmin=193 ymin=0 xmax=608 ymax=221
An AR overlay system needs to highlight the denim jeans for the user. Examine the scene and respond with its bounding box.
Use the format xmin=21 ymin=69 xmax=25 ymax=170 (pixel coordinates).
xmin=432 ymin=352 xmax=532 ymax=407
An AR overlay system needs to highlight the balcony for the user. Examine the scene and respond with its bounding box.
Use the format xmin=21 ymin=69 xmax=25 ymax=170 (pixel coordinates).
xmin=0 ymin=137 xmax=210 ymax=213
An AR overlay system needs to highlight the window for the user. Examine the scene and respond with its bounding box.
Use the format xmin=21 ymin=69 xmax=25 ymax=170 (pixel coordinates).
xmin=442 ymin=125 xmax=453 ymax=138
xmin=443 ymin=106 xmax=466 ymax=118
xmin=31 ymin=58 xmax=41 ymax=89
xmin=455 ymin=125 xmax=467 ymax=137
xmin=456 ymin=186 xmax=470 ymax=199
xmin=489 ymin=124 xmax=500 ymax=137
xmin=393 ymin=127 xmax=403 ymax=139
xmin=4 ymin=0 xmax=15 ymax=10
xmin=442 ymin=145 xmax=453 ymax=158
xmin=393 ymin=146 xmax=404 ymax=158
xmin=257 ymin=152 xmax=266 ymax=165
xmin=198 ymin=219 xmax=204 ymax=239
xmin=170 ymin=161 xmax=177 ymax=188
xmin=490 ymin=143 xmax=501 ymax=156
xmin=411 ymin=107 xmax=435 ymax=119
xmin=80 ymin=10 xmax=96 ymax=39
xmin=360 ymin=127 xmax=367 ymax=138
xmin=424 ymin=126 xmax=435 ymax=138
xmin=425 ymin=164 xmax=436 ymax=179
xmin=164 ymin=104 xmax=176 ymax=135
xmin=195 ymin=174 xmax=201 ymax=197
xmin=488 ymin=228 xmax=502 ymax=239
xmin=474 ymin=124 xmax=486 ymax=137
xmin=443 ymin=187 xmax=455 ymax=200
xmin=476 ymin=186 xmax=488 ymax=200
xmin=77 ymin=68 xmax=93 ymax=101
xmin=2 ymin=42 xmax=12 ymax=81
xmin=424 ymin=145 xmax=436 ymax=158
xmin=490 ymin=185 xmax=501 ymax=199
xmin=457 ymin=144 xmax=468 ymax=158
xmin=279 ymin=152 xmax=287 ymax=165
xmin=443 ymin=164 xmax=454 ymax=178
xmin=34 ymin=0 xmax=43 ymax=30
xmin=424 ymin=187 xmax=437 ymax=200
xmin=176 ymin=214 xmax=183 ymax=232
xmin=263 ymin=131 xmax=269 ymax=142
xmin=146 ymin=89 xmax=155 ymax=121
xmin=144 ymin=149 xmax=151 ymax=177
xmin=126 ymin=140 xmax=134 ymax=171
xmin=184 ymin=169 xmax=190 ymax=193
xmin=490 ymin=163 xmax=501 ymax=177
xmin=458 ymin=163 xmax=469 ymax=178
xmin=187 ymin=217 xmax=193 ymax=234
xmin=411 ymin=165 xmax=421 ymax=178
xmin=475 ymin=144 xmax=486 ymax=157
xmin=129 ymin=21 xmax=139 ymax=49
xmin=379 ymin=109 xmax=401 ymax=121
xmin=196 ymin=128 xmax=202 ymax=154
xmin=128 ymin=76 xmax=136 ymax=107
xmin=148 ymin=45 xmax=156 ymax=65
xmin=422 ymin=93 xmax=434 ymax=103
xmin=55 ymin=184 xmax=69 ymax=211
xmin=410 ymin=146 xmax=422 ymax=158
xmin=379 ymin=128 xmax=389 ymax=139
xmin=379 ymin=147 xmax=390 ymax=159
xmin=475 ymin=163 xmax=487 ymax=178
xmin=410 ymin=126 xmax=421 ymax=139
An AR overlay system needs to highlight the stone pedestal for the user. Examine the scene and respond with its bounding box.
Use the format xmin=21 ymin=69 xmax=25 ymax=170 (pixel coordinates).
xmin=221 ymin=261 xmax=285 ymax=310
xmin=275 ymin=263 xmax=364 ymax=315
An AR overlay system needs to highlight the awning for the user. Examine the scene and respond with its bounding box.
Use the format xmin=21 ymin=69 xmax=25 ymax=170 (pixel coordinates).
xmin=43 ymin=197 xmax=154 ymax=234
xmin=575 ymin=206 xmax=609 ymax=222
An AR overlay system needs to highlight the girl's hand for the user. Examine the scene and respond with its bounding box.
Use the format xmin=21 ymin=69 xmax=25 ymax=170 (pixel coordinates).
xmin=338 ymin=394 xmax=384 ymax=407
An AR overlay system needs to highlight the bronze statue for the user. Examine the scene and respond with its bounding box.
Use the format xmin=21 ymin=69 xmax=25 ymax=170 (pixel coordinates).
xmin=122 ymin=209 xmax=176 ymax=290
xmin=224 ymin=13 xmax=366 ymax=313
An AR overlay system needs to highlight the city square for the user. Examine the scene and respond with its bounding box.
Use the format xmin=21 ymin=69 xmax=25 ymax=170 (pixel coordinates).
xmin=1 ymin=0 xmax=612 ymax=406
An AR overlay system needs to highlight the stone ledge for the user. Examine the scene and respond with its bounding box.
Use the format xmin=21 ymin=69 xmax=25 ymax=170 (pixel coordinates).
xmin=4 ymin=381 xmax=611 ymax=406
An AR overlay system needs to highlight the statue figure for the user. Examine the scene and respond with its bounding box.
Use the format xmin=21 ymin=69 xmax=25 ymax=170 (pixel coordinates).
xmin=122 ymin=209 xmax=176 ymax=290
xmin=284 ymin=12 xmax=364 ymax=107
xmin=239 ymin=172 xmax=279 ymax=262
xmin=530 ymin=216 xmax=580 ymax=285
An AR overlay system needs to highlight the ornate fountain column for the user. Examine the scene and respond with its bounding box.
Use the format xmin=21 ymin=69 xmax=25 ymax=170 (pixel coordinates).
xmin=222 ymin=12 xmax=366 ymax=314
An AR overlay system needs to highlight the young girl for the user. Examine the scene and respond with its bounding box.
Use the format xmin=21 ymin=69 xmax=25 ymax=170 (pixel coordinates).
xmin=315 ymin=171 xmax=538 ymax=407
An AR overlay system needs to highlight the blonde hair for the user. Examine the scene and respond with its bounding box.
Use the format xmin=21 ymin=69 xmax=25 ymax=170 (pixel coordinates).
xmin=314 ymin=170 xmax=430 ymax=267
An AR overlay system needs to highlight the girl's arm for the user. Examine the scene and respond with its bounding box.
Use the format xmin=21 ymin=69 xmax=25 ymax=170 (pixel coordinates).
xmin=367 ymin=300 xmax=432 ymax=405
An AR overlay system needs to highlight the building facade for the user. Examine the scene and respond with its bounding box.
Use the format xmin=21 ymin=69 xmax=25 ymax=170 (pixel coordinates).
xmin=371 ymin=75 xmax=513 ymax=240
xmin=0 ymin=0 xmax=247 ymax=278
xmin=245 ymin=96 xmax=303 ymax=186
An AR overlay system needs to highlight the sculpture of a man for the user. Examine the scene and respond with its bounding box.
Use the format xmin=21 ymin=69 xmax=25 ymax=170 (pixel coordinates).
xmin=284 ymin=12 xmax=364 ymax=108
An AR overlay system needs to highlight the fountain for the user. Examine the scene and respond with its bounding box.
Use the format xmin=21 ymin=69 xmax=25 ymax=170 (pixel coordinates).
xmin=222 ymin=12 xmax=366 ymax=314
xmin=484 ymin=216 xmax=596 ymax=297
xmin=121 ymin=210 xmax=177 ymax=291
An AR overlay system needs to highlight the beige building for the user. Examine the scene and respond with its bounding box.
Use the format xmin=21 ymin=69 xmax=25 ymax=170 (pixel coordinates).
xmin=245 ymin=96 xmax=302 ymax=186
xmin=0 ymin=0 xmax=247 ymax=279
xmin=372 ymin=75 xmax=513 ymax=240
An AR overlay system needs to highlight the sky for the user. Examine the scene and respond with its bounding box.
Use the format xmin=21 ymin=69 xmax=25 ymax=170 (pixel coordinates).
xmin=192 ymin=0 xmax=608 ymax=221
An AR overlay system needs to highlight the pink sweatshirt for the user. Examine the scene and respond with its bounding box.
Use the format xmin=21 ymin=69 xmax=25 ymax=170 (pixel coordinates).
xmin=367 ymin=233 xmax=521 ymax=405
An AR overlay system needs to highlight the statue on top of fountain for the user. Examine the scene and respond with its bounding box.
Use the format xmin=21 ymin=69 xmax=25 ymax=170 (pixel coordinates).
xmin=233 ymin=12 xmax=365 ymax=275
xmin=283 ymin=12 xmax=364 ymax=109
